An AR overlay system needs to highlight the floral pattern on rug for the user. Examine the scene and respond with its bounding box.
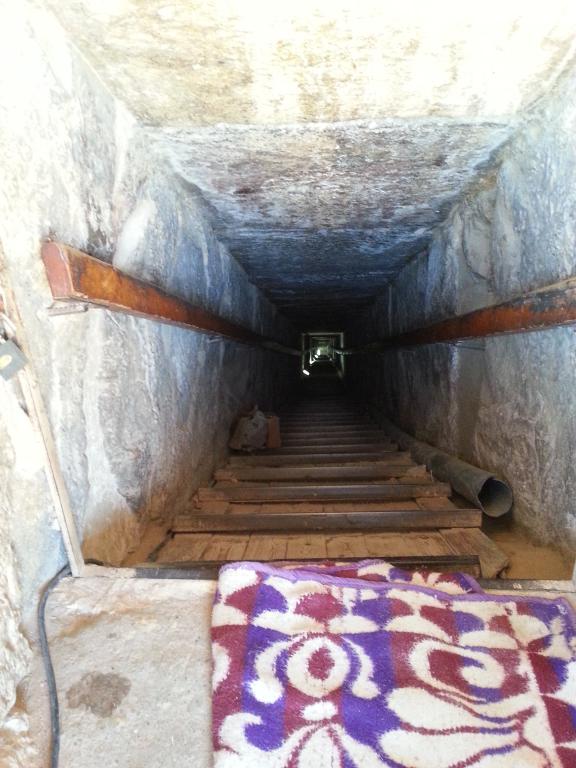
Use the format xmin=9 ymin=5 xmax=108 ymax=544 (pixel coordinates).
xmin=212 ymin=560 xmax=576 ymax=768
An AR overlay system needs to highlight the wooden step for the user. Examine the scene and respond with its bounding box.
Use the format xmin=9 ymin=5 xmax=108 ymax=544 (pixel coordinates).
xmin=228 ymin=451 xmax=408 ymax=466
xmin=175 ymin=501 xmax=481 ymax=532
xmin=281 ymin=423 xmax=366 ymax=430
xmin=281 ymin=425 xmax=380 ymax=435
xmin=440 ymin=527 xmax=509 ymax=579
xmin=152 ymin=531 xmax=480 ymax=576
xmin=285 ymin=406 xmax=356 ymax=412
xmin=215 ymin=463 xmax=424 ymax=483
xmin=286 ymin=410 xmax=358 ymax=415
xmin=201 ymin=481 xmax=452 ymax=503
xmin=281 ymin=416 xmax=364 ymax=424
xmin=282 ymin=414 xmax=363 ymax=419
xmin=260 ymin=443 xmax=396 ymax=455
xmin=282 ymin=435 xmax=388 ymax=446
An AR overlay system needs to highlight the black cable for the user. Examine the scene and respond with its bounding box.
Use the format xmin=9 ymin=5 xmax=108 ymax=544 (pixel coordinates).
xmin=38 ymin=563 xmax=71 ymax=768
xmin=37 ymin=556 xmax=222 ymax=767
xmin=38 ymin=559 xmax=109 ymax=767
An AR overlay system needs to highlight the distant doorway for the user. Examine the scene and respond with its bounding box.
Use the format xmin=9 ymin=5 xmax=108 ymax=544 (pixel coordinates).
xmin=301 ymin=332 xmax=345 ymax=379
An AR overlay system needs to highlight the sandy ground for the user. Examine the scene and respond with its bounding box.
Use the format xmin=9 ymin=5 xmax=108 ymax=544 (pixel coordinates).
xmin=483 ymin=516 xmax=575 ymax=579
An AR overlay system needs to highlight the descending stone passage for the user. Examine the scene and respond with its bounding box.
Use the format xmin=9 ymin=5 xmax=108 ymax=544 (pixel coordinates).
xmin=155 ymin=395 xmax=509 ymax=577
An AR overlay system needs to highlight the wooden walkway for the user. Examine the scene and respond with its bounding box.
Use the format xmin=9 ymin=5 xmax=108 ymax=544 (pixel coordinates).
xmin=156 ymin=397 xmax=509 ymax=577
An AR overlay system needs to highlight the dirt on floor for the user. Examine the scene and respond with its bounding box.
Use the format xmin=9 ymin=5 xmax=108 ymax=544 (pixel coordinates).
xmin=483 ymin=516 xmax=574 ymax=580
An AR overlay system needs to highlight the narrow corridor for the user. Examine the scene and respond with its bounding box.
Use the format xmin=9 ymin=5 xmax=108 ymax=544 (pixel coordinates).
xmin=150 ymin=387 xmax=508 ymax=579
xmin=3 ymin=3 xmax=576 ymax=766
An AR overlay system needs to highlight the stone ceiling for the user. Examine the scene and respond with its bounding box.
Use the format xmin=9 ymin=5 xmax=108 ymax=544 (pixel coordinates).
xmin=47 ymin=0 xmax=576 ymax=324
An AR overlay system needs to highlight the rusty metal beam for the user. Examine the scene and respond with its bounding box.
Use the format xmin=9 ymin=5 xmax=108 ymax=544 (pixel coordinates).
xmin=350 ymin=278 xmax=576 ymax=352
xmin=41 ymin=242 xmax=298 ymax=354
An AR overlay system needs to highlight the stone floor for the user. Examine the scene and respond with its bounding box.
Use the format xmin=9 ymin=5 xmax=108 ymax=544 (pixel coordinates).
xmin=24 ymin=578 xmax=216 ymax=768
xmin=12 ymin=519 xmax=575 ymax=767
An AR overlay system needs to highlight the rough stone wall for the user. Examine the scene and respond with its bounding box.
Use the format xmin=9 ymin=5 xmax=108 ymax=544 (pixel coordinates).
xmin=0 ymin=0 xmax=295 ymax=736
xmin=351 ymin=64 xmax=576 ymax=553
xmin=45 ymin=0 xmax=576 ymax=326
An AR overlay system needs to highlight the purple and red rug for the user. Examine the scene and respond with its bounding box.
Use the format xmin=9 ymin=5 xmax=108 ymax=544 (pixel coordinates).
xmin=211 ymin=560 xmax=576 ymax=767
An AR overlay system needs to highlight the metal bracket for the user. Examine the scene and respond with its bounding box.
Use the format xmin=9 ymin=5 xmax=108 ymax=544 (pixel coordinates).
xmin=46 ymin=302 xmax=90 ymax=317
xmin=0 ymin=339 xmax=28 ymax=380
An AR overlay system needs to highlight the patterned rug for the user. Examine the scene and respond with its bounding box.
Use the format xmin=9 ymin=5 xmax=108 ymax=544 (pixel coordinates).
xmin=211 ymin=560 xmax=576 ymax=767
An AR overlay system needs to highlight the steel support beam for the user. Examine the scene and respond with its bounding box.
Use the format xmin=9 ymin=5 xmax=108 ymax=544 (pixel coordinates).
xmin=41 ymin=242 xmax=298 ymax=354
xmin=349 ymin=278 xmax=576 ymax=352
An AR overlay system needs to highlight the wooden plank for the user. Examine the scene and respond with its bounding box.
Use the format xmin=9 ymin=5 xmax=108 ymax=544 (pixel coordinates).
xmin=440 ymin=528 xmax=510 ymax=578
xmin=204 ymin=481 xmax=452 ymax=503
xmin=417 ymin=497 xmax=458 ymax=510
xmin=154 ymin=533 xmax=212 ymax=563
xmin=281 ymin=426 xmax=378 ymax=435
xmin=223 ymin=501 xmax=420 ymax=514
xmin=285 ymin=534 xmax=328 ymax=559
xmin=300 ymin=501 xmax=420 ymax=513
xmin=363 ymin=532 xmax=454 ymax=557
xmin=18 ymin=367 xmax=85 ymax=575
xmin=41 ymin=242 xmax=298 ymax=355
xmin=136 ymin=554 xmax=481 ymax=576
xmin=215 ymin=463 xmax=423 ymax=483
xmin=214 ymin=475 xmax=435 ymax=488
xmin=191 ymin=499 xmax=230 ymax=514
xmin=201 ymin=535 xmax=249 ymax=561
xmin=245 ymin=534 xmax=288 ymax=560
xmin=325 ymin=533 xmax=368 ymax=558
xmin=173 ymin=505 xmax=482 ymax=532
xmin=264 ymin=443 xmax=396 ymax=455
xmin=281 ymin=419 xmax=363 ymax=426
xmin=228 ymin=451 xmax=404 ymax=466
xmin=282 ymin=435 xmax=387 ymax=446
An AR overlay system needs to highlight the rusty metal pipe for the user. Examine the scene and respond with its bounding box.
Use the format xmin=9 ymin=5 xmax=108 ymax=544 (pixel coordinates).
xmin=380 ymin=417 xmax=512 ymax=517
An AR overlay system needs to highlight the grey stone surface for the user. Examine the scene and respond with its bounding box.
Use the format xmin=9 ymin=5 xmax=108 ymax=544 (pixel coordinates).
xmin=25 ymin=577 xmax=216 ymax=768
xmin=41 ymin=0 xmax=576 ymax=322
xmin=158 ymin=120 xmax=511 ymax=322
xmin=352 ymin=65 xmax=576 ymax=553
xmin=44 ymin=1 xmax=576 ymax=126
xmin=0 ymin=0 xmax=295 ymax=747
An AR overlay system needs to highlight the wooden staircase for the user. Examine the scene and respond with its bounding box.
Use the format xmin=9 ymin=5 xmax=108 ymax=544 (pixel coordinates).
xmin=155 ymin=396 xmax=509 ymax=577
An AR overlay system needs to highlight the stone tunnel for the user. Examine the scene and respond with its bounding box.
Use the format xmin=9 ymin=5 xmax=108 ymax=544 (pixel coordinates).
xmin=2 ymin=1 xmax=576 ymax=764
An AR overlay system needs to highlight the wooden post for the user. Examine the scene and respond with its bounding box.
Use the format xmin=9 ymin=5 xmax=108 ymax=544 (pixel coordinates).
xmin=17 ymin=368 xmax=85 ymax=576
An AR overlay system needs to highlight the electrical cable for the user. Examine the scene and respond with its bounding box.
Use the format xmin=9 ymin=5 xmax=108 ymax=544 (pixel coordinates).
xmin=37 ymin=557 xmax=221 ymax=767
xmin=38 ymin=560 xmax=109 ymax=767
xmin=38 ymin=563 xmax=71 ymax=768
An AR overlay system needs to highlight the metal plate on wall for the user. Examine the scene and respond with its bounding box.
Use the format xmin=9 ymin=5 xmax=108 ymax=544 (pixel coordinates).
xmin=0 ymin=339 xmax=27 ymax=380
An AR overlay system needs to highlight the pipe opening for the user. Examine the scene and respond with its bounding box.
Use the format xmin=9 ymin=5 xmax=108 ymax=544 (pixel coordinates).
xmin=477 ymin=477 xmax=513 ymax=518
